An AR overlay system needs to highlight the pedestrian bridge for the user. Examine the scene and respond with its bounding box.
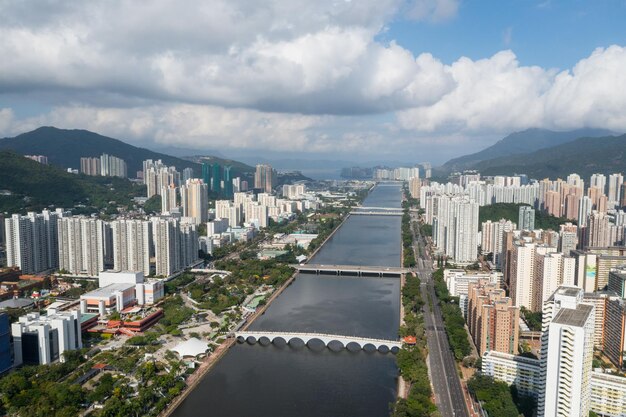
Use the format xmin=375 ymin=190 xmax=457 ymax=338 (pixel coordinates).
xmin=349 ymin=211 xmax=402 ymax=216
xmin=234 ymin=331 xmax=401 ymax=353
xmin=354 ymin=206 xmax=404 ymax=212
xmin=292 ymin=263 xmax=413 ymax=277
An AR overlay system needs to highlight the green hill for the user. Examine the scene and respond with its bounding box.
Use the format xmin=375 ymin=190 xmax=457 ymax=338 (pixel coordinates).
xmin=479 ymin=203 xmax=573 ymax=231
xmin=0 ymin=151 xmax=144 ymax=213
xmin=0 ymin=126 xmax=254 ymax=178
xmin=471 ymin=133 xmax=626 ymax=179
xmin=441 ymin=128 xmax=615 ymax=174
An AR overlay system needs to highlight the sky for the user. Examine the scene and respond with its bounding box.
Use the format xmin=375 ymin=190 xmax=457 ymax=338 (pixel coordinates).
xmin=1 ymin=0 xmax=626 ymax=165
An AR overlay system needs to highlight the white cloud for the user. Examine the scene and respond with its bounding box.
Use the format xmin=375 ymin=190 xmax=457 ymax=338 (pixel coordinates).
xmin=0 ymin=1 xmax=625 ymax=163
xmin=397 ymin=46 xmax=626 ymax=136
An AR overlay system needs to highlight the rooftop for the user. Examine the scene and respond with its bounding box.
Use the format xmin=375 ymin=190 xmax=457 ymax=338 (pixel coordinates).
xmin=552 ymin=304 xmax=594 ymax=328
xmin=554 ymin=286 xmax=582 ymax=298
xmin=82 ymin=283 xmax=136 ymax=299
xmin=0 ymin=298 xmax=35 ymax=310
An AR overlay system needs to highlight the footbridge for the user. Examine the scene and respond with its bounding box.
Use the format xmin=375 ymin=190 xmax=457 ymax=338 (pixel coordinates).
xmin=291 ymin=264 xmax=413 ymax=277
xmin=350 ymin=206 xmax=405 ymax=216
xmin=235 ymin=331 xmax=401 ymax=352
xmin=349 ymin=211 xmax=402 ymax=216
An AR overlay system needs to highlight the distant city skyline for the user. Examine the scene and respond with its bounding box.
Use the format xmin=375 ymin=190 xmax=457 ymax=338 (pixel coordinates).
xmin=1 ymin=1 xmax=626 ymax=163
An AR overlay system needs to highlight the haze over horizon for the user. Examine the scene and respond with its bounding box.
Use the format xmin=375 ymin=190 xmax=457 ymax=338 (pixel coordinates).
xmin=1 ymin=0 xmax=626 ymax=164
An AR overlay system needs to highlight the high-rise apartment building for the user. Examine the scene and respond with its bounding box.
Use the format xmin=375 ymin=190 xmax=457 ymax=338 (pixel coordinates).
xmin=254 ymin=164 xmax=276 ymax=193
xmin=182 ymin=167 xmax=194 ymax=182
xmin=57 ymin=216 xmax=106 ymax=277
xmin=467 ymin=280 xmax=519 ymax=355
xmin=608 ymin=173 xmax=624 ymax=208
xmin=559 ymin=223 xmax=578 ymax=255
xmin=99 ymin=154 xmax=127 ymax=178
xmin=160 ymin=185 xmax=178 ymax=214
xmin=532 ymin=252 xmax=576 ymax=311
xmin=4 ymin=209 xmax=65 ymax=274
xmin=603 ymin=296 xmax=626 ymax=370
xmin=518 ymin=206 xmax=535 ymax=231
xmin=432 ymin=194 xmax=479 ymax=263
xmin=409 ymin=177 xmax=421 ymax=199
xmin=538 ymin=286 xmax=595 ymax=417
xmin=80 ymin=157 xmax=101 ymax=175
xmin=586 ymin=211 xmax=611 ymax=247
xmin=152 ymin=218 xmax=179 ymax=277
xmin=111 ymin=219 xmax=151 ymax=276
xmin=481 ymin=219 xmax=516 ymax=267
xmin=509 ymin=241 xmax=539 ymax=310
xmin=143 ymin=160 xmax=180 ymax=198
xmin=590 ymin=173 xmax=607 ymax=194
xmin=180 ymin=179 xmax=208 ymax=223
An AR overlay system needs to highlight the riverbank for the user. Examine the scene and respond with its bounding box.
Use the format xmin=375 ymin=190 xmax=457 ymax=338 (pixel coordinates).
xmin=161 ymin=201 xmax=359 ymax=416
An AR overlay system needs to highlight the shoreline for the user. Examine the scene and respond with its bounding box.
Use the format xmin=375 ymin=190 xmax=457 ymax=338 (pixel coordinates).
xmin=160 ymin=200 xmax=356 ymax=416
xmin=159 ymin=271 xmax=299 ymax=417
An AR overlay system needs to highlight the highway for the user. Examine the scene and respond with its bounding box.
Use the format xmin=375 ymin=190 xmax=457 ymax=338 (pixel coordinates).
xmin=412 ymin=214 xmax=469 ymax=417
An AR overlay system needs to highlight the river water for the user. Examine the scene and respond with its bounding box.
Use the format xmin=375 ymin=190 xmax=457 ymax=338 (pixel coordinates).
xmin=172 ymin=183 xmax=403 ymax=417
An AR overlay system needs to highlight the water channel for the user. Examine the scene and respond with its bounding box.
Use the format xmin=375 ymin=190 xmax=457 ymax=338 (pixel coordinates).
xmin=172 ymin=183 xmax=403 ymax=417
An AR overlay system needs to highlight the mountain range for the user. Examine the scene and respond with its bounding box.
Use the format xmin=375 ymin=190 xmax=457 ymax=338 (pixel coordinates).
xmin=439 ymin=128 xmax=624 ymax=179
xmin=0 ymin=127 xmax=254 ymax=178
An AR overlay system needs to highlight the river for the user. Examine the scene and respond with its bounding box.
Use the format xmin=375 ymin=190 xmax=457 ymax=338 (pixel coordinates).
xmin=171 ymin=183 xmax=403 ymax=417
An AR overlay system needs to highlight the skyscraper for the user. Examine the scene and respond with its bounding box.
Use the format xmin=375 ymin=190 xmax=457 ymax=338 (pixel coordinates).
xmin=467 ymin=280 xmax=519 ymax=355
xmin=4 ymin=209 xmax=64 ymax=274
xmin=518 ymin=205 xmax=535 ymax=231
xmin=255 ymin=164 xmax=276 ymax=193
xmin=180 ymin=179 xmax=208 ymax=223
xmin=111 ymin=219 xmax=151 ymax=276
xmin=161 ymin=185 xmax=178 ymax=214
xmin=202 ymin=163 xmax=211 ymax=187
xmin=538 ymin=286 xmax=595 ymax=417
xmin=608 ymin=173 xmax=624 ymax=208
xmin=152 ymin=217 xmax=180 ymax=277
xmin=223 ymin=165 xmax=233 ymax=198
xmin=211 ymin=164 xmax=222 ymax=193
xmin=590 ymin=173 xmax=607 ymax=195
xmin=57 ymin=216 xmax=106 ymax=277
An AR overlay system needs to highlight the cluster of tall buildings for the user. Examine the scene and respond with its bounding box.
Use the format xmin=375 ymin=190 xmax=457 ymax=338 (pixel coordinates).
xmin=421 ymin=172 xmax=626 ymax=263
xmin=80 ymin=153 xmax=127 ymax=178
xmin=201 ymin=161 xmax=239 ymax=197
xmin=373 ymin=166 xmax=420 ymax=181
xmin=4 ymin=209 xmax=199 ymax=278
xmin=425 ymin=170 xmax=626 ymax=416
xmin=205 ymin=189 xmax=318 ymax=254
xmin=449 ymin=268 xmax=626 ymax=416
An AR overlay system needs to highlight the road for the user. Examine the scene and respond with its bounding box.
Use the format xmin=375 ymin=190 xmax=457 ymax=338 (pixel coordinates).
xmin=412 ymin=213 xmax=469 ymax=417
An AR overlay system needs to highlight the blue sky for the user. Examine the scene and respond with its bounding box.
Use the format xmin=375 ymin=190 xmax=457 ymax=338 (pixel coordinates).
xmin=384 ymin=0 xmax=626 ymax=69
xmin=1 ymin=0 xmax=626 ymax=164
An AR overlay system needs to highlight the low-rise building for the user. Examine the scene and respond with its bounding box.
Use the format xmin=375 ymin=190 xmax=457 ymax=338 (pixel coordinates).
xmin=483 ymin=351 xmax=626 ymax=417
xmin=80 ymin=283 xmax=136 ymax=316
xmin=481 ymin=351 xmax=541 ymax=398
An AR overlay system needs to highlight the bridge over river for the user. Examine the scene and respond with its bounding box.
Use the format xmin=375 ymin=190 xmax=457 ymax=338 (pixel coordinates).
xmin=234 ymin=331 xmax=402 ymax=353
xmin=292 ymin=263 xmax=413 ymax=277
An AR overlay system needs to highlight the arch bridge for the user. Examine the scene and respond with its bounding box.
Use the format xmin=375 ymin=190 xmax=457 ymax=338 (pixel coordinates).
xmin=234 ymin=331 xmax=401 ymax=353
